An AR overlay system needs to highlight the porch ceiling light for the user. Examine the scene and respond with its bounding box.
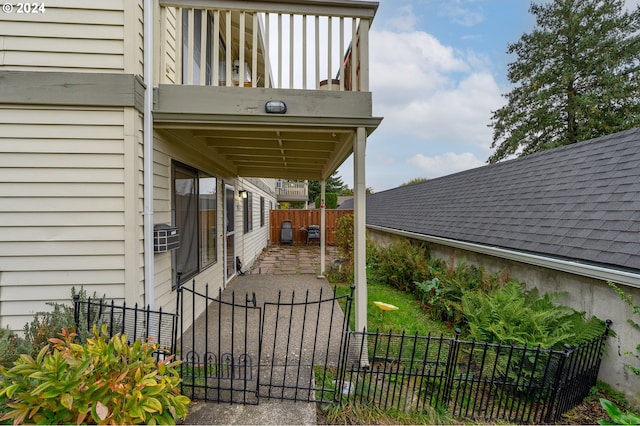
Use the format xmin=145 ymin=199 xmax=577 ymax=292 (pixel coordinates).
xmin=265 ymin=100 xmax=287 ymax=114
xmin=239 ymin=190 xmax=248 ymax=199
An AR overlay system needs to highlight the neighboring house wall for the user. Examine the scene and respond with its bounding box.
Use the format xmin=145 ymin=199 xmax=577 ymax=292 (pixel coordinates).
xmin=368 ymin=228 xmax=640 ymax=406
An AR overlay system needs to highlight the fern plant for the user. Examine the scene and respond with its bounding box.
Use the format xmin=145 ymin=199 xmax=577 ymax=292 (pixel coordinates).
xmin=462 ymin=281 xmax=606 ymax=391
xmin=463 ymin=281 xmax=605 ymax=349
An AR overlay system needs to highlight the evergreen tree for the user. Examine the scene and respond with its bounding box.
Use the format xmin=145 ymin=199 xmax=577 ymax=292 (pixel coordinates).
xmin=401 ymin=177 xmax=428 ymax=186
xmin=308 ymin=171 xmax=349 ymax=203
xmin=489 ymin=0 xmax=640 ymax=163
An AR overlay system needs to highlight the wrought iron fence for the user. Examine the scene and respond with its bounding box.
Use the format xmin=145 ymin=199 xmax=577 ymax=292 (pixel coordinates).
xmin=177 ymin=283 xmax=263 ymax=404
xmin=176 ymin=280 xmax=354 ymax=405
xmin=73 ymin=295 xmax=178 ymax=356
xmin=340 ymin=324 xmax=611 ymax=424
xmin=72 ymin=290 xmax=611 ymax=424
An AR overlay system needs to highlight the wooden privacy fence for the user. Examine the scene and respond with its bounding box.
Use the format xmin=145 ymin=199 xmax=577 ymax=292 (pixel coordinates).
xmin=270 ymin=209 xmax=353 ymax=245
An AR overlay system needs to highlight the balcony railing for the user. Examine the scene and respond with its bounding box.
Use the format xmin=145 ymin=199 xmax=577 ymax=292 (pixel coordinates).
xmin=275 ymin=180 xmax=308 ymax=197
xmin=158 ymin=1 xmax=376 ymax=91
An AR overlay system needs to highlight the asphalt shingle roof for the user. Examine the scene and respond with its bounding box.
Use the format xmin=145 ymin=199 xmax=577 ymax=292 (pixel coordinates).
xmin=364 ymin=127 xmax=640 ymax=273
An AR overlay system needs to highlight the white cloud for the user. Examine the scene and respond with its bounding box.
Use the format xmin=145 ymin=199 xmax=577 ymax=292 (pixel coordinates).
xmin=386 ymin=5 xmax=420 ymax=32
xmin=370 ymin=29 xmax=470 ymax=108
xmin=439 ymin=2 xmax=485 ymax=27
xmin=370 ymin=28 xmax=504 ymax=149
xmin=407 ymin=152 xmax=485 ymax=178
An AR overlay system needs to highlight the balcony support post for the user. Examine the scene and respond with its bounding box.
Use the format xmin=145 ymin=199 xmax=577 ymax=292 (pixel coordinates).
xmin=320 ymin=180 xmax=326 ymax=277
xmin=354 ymin=127 xmax=367 ymax=329
xmin=354 ymin=126 xmax=369 ymax=367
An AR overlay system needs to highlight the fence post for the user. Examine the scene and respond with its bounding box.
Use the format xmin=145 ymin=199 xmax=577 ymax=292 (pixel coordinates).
xmin=73 ymin=294 xmax=80 ymax=333
xmin=336 ymin=284 xmax=356 ymax=404
xmin=442 ymin=328 xmax=461 ymax=408
xmin=544 ymin=344 xmax=571 ymax=423
xmin=172 ymin=284 xmax=181 ymax=356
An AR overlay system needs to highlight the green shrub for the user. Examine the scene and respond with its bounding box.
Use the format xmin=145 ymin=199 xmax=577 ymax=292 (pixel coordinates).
xmin=23 ymin=301 xmax=75 ymax=354
xmin=415 ymin=278 xmax=459 ymax=324
xmin=334 ymin=214 xmax=354 ymax=261
xmin=462 ymin=281 xmax=606 ymax=349
xmin=0 ymin=326 xmax=190 ymax=425
xmin=599 ymin=398 xmax=640 ymax=425
xmin=368 ymin=239 xmax=437 ymax=292
xmin=0 ymin=328 xmax=31 ymax=368
xmin=315 ymin=193 xmax=338 ymax=209
xmin=23 ymin=287 xmax=105 ymax=356
xmin=327 ymin=214 xmax=380 ymax=284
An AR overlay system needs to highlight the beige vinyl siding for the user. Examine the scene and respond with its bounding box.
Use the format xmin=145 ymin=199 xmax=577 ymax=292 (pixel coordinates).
xmin=152 ymin=133 xmax=227 ymax=328
xmin=123 ymin=109 xmax=145 ymax=306
xmin=0 ymin=105 xmax=138 ymax=332
xmin=0 ymin=1 xmax=127 ymax=72
xmin=158 ymin=7 xmax=178 ymax=84
xmin=151 ymin=147 xmax=173 ymax=311
xmin=124 ymin=0 xmax=145 ymax=76
xmin=238 ymin=180 xmax=275 ymax=270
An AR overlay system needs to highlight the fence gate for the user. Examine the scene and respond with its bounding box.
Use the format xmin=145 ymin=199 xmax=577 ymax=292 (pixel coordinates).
xmin=177 ymin=281 xmax=353 ymax=405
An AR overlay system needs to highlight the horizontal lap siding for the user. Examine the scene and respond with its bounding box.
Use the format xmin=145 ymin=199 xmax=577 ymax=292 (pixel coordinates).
xmin=152 ymin=136 xmax=226 ymax=330
xmin=151 ymin=147 xmax=173 ymax=313
xmin=159 ymin=7 xmax=178 ymax=84
xmin=0 ymin=1 xmax=125 ymax=72
xmin=0 ymin=106 xmax=128 ymax=331
xmin=239 ymin=182 xmax=275 ymax=269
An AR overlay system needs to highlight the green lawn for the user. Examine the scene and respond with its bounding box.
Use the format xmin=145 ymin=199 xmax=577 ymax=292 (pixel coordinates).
xmin=333 ymin=281 xmax=451 ymax=337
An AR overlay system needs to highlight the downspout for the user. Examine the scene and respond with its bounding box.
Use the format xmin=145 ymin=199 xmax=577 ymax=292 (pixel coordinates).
xmin=143 ymin=0 xmax=155 ymax=309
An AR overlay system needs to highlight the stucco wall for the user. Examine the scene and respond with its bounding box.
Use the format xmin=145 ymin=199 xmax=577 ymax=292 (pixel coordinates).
xmin=367 ymin=228 xmax=640 ymax=406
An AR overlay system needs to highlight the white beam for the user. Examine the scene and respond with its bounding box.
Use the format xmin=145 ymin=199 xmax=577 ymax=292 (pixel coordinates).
xmin=319 ymin=180 xmax=326 ymax=277
xmin=354 ymin=126 xmax=368 ymax=366
xmin=354 ymin=129 xmax=367 ymax=325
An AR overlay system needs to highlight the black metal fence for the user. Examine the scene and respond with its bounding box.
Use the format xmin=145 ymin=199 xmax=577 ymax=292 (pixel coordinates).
xmin=340 ymin=324 xmax=611 ymax=424
xmin=72 ymin=290 xmax=611 ymax=424
xmin=73 ymin=295 xmax=178 ymax=356
xmin=176 ymin=280 xmax=354 ymax=405
xmin=177 ymin=284 xmax=263 ymax=404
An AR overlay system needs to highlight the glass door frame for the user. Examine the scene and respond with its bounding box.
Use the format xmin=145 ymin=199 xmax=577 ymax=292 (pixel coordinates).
xmin=224 ymin=184 xmax=236 ymax=283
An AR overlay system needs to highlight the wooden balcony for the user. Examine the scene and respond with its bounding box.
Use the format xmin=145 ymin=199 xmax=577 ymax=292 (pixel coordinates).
xmin=275 ymin=179 xmax=308 ymax=202
xmin=154 ymin=0 xmax=381 ymax=182
xmin=158 ymin=0 xmax=376 ymax=91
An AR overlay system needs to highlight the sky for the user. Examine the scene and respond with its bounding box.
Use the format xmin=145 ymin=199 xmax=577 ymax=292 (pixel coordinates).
xmin=336 ymin=0 xmax=640 ymax=192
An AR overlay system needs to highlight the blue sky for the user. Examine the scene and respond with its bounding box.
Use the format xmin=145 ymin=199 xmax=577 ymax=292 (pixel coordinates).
xmin=337 ymin=0 xmax=639 ymax=192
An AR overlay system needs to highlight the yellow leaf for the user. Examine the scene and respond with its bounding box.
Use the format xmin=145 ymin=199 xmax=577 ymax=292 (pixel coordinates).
xmin=373 ymin=301 xmax=399 ymax=312
xmin=61 ymin=393 xmax=74 ymax=411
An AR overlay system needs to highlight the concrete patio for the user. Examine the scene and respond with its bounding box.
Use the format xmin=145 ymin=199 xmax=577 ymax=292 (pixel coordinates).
xmin=183 ymin=244 xmax=344 ymax=425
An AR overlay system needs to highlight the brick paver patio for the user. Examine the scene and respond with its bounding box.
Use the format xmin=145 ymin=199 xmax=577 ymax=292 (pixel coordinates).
xmin=246 ymin=244 xmax=339 ymax=275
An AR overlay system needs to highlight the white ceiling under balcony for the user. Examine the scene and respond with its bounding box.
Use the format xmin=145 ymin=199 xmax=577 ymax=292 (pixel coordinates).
xmin=155 ymin=120 xmax=378 ymax=181
xmin=153 ymin=85 xmax=382 ymax=181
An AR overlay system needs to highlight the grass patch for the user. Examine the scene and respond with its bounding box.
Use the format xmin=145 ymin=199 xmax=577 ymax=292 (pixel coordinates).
xmin=314 ymin=365 xmax=453 ymax=425
xmin=333 ymin=281 xmax=451 ymax=336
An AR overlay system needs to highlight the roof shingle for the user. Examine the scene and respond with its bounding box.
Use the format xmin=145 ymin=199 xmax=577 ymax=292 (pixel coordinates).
xmin=365 ymin=127 xmax=640 ymax=273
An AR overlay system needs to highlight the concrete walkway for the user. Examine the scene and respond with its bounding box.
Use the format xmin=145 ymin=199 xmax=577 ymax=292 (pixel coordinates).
xmin=183 ymin=245 xmax=343 ymax=425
